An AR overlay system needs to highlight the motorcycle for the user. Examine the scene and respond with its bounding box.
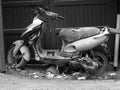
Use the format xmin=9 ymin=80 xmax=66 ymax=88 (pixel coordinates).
xmin=7 ymin=7 xmax=120 ymax=75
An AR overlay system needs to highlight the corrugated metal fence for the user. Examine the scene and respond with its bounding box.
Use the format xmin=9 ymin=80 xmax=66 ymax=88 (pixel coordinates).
xmin=2 ymin=0 xmax=118 ymax=57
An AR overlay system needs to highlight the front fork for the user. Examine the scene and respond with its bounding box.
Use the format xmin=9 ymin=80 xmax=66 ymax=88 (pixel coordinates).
xmin=32 ymin=44 xmax=40 ymax=61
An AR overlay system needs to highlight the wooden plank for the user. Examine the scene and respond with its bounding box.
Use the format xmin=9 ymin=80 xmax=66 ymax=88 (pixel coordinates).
xmin=48 ymin=0 xmax=57 ymax=49
xmin=2 ymin=1 xmax=43 ymax=7
xmin=42 ymin=0 xmax=56 ymax=49
xmin=4 ymin=29 xmax=23 ymax=35
xmin=55 ymin=0 xmax=115 ymax=6
xmin=0 ymin=0 xmax=6 ymax=72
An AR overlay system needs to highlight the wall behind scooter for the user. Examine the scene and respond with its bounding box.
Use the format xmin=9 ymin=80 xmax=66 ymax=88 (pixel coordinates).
xmin=2 ymin=0 xmax=118 ymax=60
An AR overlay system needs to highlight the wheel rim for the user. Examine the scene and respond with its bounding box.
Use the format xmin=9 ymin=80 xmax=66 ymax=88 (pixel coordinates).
xmin=94 ymin=52 xmax=107 ymax=73
xmin=96 ymin=56 xmax=105 ymax=69
xmin=7 ymin=47 xmax=26 ymax=68
xmin=13 ymin=51 xmax=23 ymax=64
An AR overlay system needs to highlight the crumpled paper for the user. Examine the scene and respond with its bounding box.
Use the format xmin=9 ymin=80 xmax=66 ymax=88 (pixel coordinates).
xmin=28 ymin=71 xmax=45 ymax=79
xmin=46 ymin=72 xmax=55 ymax=79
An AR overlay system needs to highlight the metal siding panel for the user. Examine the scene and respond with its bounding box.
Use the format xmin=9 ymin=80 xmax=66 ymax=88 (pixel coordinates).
xmin=54 ymin=2 xmax=117 ymax=52
xmin=3 ymin=6 xmax=37 ymax=29
xmin=3 ymin=1 xmax=117 ymax=54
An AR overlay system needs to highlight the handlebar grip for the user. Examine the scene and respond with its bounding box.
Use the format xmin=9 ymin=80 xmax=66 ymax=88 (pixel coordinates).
xmin=58 ymin=16 xmax=64 ymax=20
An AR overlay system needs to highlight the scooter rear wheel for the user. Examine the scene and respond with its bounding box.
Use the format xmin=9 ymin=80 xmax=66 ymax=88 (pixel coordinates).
xmin=7 ymin=46 xmax=27 ymax=69
xmin=94 ymin=51 xmax=108 ymax=75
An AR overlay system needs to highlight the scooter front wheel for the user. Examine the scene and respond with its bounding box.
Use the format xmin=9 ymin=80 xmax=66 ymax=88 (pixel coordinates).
xmin=7 ymin=46 xmax=27 ymax=69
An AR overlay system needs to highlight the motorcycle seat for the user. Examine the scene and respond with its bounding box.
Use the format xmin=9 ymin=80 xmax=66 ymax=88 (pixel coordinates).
xmin=58 ymin=27 xmax=100 ymax=43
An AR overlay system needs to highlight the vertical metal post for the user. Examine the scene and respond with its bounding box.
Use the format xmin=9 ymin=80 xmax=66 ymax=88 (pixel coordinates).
xmin=0 ymin=0 xmax=6 ymax=72
xmin=114 ymin=14 xmax=120 ymax=70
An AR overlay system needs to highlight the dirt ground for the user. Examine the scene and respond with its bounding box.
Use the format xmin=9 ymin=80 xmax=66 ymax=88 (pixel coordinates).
xmin=1 ymin=64 xmax=120 ymax=90
xmin=1 ymin=72 xmax=120 ymax=90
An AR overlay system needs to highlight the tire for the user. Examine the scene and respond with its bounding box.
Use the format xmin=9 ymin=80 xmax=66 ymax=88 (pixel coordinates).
xmin=7 ymin=46 xmax=27 ymax=69
xmin=94 ymin=51 xmax=108 ymax=75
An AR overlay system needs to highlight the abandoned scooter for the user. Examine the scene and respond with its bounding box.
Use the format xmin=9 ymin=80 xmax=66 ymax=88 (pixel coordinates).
xmin=7 ymin=7 xmax=120 ymax=74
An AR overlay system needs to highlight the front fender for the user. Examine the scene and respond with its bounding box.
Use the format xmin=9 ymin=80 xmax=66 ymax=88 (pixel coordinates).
xmin=13 ymin=40 xmax=30 ymax=61
xmin=13 ymin=40 xmax=24 ymax=56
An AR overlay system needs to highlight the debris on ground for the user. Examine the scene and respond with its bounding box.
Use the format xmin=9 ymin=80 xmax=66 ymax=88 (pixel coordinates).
xmin=28 ymin=71 xmax=45 ymax=79
xmin=46 ymin=71 xmax=55 ymax=79
xmin=5 ymin=65 xmax=120 ymax=80
xmin=77 ymin=76 xmax=86 ymax=80
xmin=108 ymin=72 xmax=116 ymax=76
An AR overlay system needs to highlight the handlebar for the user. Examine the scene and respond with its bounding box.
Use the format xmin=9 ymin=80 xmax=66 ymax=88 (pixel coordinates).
xmin=36 ymin=7 xmax=64 ymax=21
